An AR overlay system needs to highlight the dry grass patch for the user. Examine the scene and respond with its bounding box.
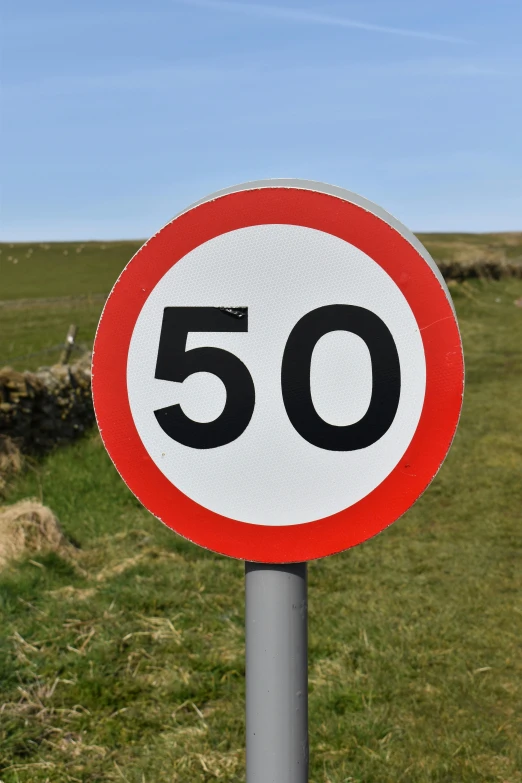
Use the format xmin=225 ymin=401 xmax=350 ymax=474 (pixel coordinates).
xmin=0 ymin=500 xmax=73 ymax=569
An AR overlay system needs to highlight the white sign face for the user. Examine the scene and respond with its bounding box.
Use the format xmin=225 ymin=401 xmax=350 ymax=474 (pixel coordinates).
xmin=93 ymin=180 xmax=463 ymax=562
xmin=127 ymin=224 xmax=426 ymax=526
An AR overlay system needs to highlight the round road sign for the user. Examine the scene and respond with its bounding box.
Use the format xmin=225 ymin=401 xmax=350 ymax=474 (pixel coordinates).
xmin=93 ymin=180 xmax=464 ymax=562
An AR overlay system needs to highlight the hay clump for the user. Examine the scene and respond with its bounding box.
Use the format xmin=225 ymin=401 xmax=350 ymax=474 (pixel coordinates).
xmin=0 ymin=499 xmax=71 ymax=568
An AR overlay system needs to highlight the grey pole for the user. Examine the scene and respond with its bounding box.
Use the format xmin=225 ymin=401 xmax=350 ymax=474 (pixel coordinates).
xmin=245 ymin=562 xmax=308 ymax=783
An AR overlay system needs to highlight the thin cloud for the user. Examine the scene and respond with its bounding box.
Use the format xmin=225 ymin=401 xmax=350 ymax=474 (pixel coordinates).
xmin=176 ymin=0 xmax=471 ymax=44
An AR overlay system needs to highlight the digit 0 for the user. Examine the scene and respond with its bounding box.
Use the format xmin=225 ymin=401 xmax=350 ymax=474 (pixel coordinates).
xmin=281 ymin=305 xmax=401 ymax=451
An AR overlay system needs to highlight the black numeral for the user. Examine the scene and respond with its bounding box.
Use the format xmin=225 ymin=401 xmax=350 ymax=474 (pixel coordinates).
xmin=281 ymin=305 xmax=401 ymax=450
xmin=154 ymin=307 xmax=255 ymax=449
xmin=154 ymin=305 xmax=400 ymax=450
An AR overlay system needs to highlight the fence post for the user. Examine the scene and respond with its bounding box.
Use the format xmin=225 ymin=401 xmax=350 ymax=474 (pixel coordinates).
xmin=60 ymin=325 xmax=77 ymax=365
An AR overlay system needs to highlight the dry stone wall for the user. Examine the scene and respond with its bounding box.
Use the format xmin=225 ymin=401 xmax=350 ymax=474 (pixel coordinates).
xmin=0 ymin=353 xmax=93 ymax=455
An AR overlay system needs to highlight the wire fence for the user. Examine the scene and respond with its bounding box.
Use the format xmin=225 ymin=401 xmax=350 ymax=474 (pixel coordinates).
xmin=3 ymin=343 xmax=90 ymax=365
xmin=1 ymin=324 xmax=91 ymax=369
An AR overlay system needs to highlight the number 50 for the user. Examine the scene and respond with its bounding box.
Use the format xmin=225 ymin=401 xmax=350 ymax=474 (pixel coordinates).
xmin=154 ymin=306 xmax=401 ymax=451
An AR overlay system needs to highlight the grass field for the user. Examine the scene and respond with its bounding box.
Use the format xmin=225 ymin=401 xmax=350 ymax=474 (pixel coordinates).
xmin=1 ymin=242 xmax=522 ymax=782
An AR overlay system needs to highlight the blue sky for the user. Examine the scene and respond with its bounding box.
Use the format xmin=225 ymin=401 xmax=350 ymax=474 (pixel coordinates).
xmin=2 ymin=0 xmax=521 ymax=239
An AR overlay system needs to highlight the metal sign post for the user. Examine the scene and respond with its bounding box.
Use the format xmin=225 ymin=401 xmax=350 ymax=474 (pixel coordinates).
xmin=245 ymin=562 xmax=308 ymax=783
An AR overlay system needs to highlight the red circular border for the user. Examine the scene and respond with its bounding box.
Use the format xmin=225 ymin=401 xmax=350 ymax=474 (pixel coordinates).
xmin=93 ymin=188 xmax=464 ymax=562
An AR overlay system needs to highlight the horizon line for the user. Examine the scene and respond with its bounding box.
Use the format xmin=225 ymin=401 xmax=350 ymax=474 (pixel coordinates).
xmin=3 ymin=230 xmax=521 ymax=244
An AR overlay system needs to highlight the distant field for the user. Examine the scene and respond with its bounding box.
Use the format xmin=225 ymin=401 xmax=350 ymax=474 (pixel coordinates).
xmin=419 ymin=231 xmax=522 ymax=263
xmin=1 ymin=234 xmax=522 ymax=301
xmin=1 ymin=275 xmax=521 ymax=781
xmin=0 ymin=241 xmax=142 ymax=301
xmin=1 ymin=234 xmax=522 ymax=371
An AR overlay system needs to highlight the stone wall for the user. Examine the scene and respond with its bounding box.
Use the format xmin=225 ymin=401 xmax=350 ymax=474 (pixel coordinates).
xmin=0 ymin=353 xmax=93 ymax=455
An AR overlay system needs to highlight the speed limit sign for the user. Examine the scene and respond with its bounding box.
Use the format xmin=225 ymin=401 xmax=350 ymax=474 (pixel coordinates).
xmin=93 ymin=179 xmax=464 ymax=562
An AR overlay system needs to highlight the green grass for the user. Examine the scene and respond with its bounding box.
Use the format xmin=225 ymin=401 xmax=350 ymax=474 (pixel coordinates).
xmin=1 ymin=276 xmax=521 ymax=782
